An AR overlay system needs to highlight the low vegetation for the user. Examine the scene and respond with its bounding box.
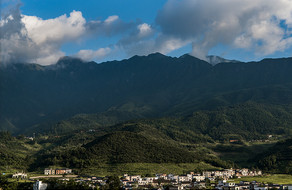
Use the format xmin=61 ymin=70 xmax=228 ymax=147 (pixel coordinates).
xmin=229 ymin=174 xmax=292 ymax=184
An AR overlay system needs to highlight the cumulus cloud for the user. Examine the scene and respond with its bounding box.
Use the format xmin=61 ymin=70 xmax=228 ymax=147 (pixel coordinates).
xmin=117 ymin=22 xmax=188 ymax=57
xmin=76 ymin=47 xmax=111 ymax=61
xmin=117 ymin=23 xmax=154 ymax=54
xmin=156 ymin=0 xmax=292 ymax=60
xmin=22 ymin=11 xmax=86 ymax=45
xmin=85 ymin=15 xmax=136 ymax=37
xmin=137 ymin=23 xmax=153 ymax=37
xmin=0 ymin=5 xmax=138 ymax=65
xmin=128 ymin=35 xmax=187 ymax=56
xmin=0 ymin=6 xmax=87 ymax=65
xmin=0 ymin=3 xmax=36 ymax=64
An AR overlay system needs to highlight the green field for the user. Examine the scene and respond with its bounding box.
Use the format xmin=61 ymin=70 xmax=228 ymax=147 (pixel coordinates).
xmin=80 ymin=162 xmax=220 ymax=176
xmin=212 ymin=141 xmax=277 ymax=167
xmin=229 ymin=174 xmax=292 ymax=184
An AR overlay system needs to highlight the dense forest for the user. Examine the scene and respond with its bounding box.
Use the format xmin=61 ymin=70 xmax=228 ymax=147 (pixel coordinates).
xmin=27 ymin=102 xmax=292 ymax=141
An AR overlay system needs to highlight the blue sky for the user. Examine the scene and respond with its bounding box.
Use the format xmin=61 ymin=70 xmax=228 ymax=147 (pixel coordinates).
xmin=20 ymin=0 xmax=167 ymax=23
xmin=1 ymin=0 xmax=292 ymax=65
xmin=18 ymin=0 xmax=178 ymax=63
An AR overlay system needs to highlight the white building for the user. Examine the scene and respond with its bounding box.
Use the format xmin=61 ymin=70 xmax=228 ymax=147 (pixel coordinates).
xmin=12 ymin=172 xmax=27 ymax=179
xmin=44 ymin=168 xmax=55 ymax=175
xmin=123 ymin=174 xmax=141 ymax=182
xmin=193 ymin=175 xmax=205 ymax=182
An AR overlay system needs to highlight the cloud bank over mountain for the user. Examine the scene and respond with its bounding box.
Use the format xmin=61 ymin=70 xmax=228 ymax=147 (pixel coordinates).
xmin=1 ymin=0 xmax=292 ymax=65
xmin=0 ymin=5 xmax=137 ymax=65
xmin=157 ymin=0 xmax=292 ymax=60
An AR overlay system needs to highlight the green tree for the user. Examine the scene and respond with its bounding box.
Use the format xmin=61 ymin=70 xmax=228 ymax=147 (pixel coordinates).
xmin=205 ymin=178 xmax=211 ymax=188
xmin=105 ymin=176 xmax=122 ymax=190
xmin=0 ymin=174 xmax=8 ymax=188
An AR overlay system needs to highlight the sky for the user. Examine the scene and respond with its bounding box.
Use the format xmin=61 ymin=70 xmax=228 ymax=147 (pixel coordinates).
xmin=1 ymin=0 xmax=292 ymax=65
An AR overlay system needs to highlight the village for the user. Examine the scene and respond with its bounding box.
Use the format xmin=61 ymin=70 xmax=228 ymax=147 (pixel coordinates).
xmin=8 ymin=168 xmax=292 ymax=190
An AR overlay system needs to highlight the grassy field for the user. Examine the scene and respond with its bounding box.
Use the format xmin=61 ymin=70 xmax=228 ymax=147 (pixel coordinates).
xmin=228 ymin=174 xmax=292 ymax=184
xmin=80 ymin=162 xmax=220 ymax=176
xmin=211 ymin=141 xmax=277 ymax=167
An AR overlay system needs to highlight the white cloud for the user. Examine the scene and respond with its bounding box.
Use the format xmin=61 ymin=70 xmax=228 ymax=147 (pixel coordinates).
xmin=0 ymin=5 xmax=137 ymax=65
xmin=22 ymin=11 xmax=86 ymax=45
xmin=34 ymin=52 xmax=66 ymax=66
xmin=116 ymin=21 xmax=189 ymax=57
xmin=154 ymin=35 xmax=188 ymax=55
xmin=104 ymin=15 xmax=119 ymax=24
xmin=137 ymin=23 xmax=152 ymax=37
xmin=85 ymin=15 xmax=136 ymax=37
xmin=118 ymin=33 xmax=188 ymax=57
xmin=156 ymin=0 xmax=292 ymax=59
xmin=0 ymin=8 xmax=87 ymax=65
xmin=76 ymin=48 xmax=111 ymax=61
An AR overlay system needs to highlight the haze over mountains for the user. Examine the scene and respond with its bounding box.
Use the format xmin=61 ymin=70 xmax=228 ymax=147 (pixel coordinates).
xmin=1 ymin=53 xmax=292 ymax=134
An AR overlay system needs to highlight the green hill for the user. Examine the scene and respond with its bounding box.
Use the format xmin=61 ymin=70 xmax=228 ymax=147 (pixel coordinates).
xmin=2 ymin=101 xmax=292 ymax=174
xmin=37 ymin=101 xmax=292 ymax=141
xmin=0 ymin=131 xmax=41 ymax=171
xmin=30 ymin=123 xmax=230 ymax=173
xmin=257 ymin=138 xmax=292 ymax=174
xmin=84 ymin=131 xmax=199 ymax=163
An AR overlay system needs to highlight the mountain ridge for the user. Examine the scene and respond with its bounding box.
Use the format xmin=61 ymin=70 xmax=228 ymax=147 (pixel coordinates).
xmin=2 ymin=53 xmax=292 ymax=133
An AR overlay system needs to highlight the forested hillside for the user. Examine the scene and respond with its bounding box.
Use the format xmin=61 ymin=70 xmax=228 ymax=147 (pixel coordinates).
xmin=17 ymin=102 xmax=292 ymax=174
xmin=27 ymin=102 xmax=292 ymax=141
xmin=2 ymin=54 xmax=292 ymax=133
xmin=257 ymin=138 xmax=292 ymax=174
xmin=1 ymin=102 xmax=292 ymax=174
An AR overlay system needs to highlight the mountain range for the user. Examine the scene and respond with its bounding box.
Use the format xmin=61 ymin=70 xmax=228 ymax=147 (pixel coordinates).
xmin=2 ymin=53 xmax=292 ymax=134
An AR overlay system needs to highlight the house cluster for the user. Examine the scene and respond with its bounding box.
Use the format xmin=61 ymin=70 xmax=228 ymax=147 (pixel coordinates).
xmin=29 ymin=169 xmax=292 ymax=190
xmin=120 ymin=169 xmax=264 ymax=189
xmin=121 ymin=173 xmax=207 ymax=189
xmin=216 ymin=181 xmax=292 ymax=190
xmin=12 ymin=172 xmax=27 ymax=179
xmin=203 ymin=168 xmax=262 ymax=180
xmin=121 ymin=173 xmax=292 ymax=190
xmin=44 ymin=168 xmax=72 ymax=175
xmin=30 ymin=177 xmax=292 ymax=190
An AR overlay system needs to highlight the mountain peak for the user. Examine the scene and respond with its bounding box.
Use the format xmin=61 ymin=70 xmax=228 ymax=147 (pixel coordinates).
xmin=45 ymin=56 xmax=86 ymax=69
xmin=56 ymin=56 xmax=84 ymax=65
xmin=179 ymin=54 xmax=194 ymax=59
xmin=128 ymin=52 xmax=167 ymax=61
xmin=148 ymin=52 xmax=166 ymax=58
xmin=179 ymin=53 xmax=203 ymax=60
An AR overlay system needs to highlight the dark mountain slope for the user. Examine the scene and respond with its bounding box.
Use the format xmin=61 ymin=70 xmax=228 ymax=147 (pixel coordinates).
xmin=31 ymin=102 xmax=292 ymax=142
xmin=0 ymin=54 xmax=212 ymax=132
xmin=2 ymin=54 xmax=292 ymax=133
